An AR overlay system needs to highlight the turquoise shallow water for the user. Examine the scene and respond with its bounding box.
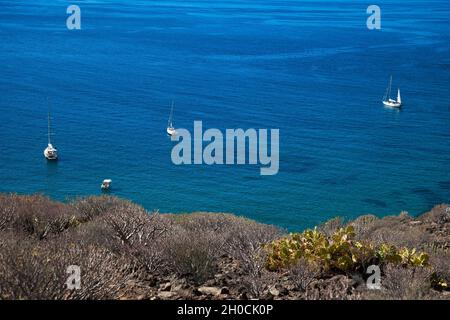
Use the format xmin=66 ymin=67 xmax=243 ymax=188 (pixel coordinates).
xmin=0 ymin=0 xmax=449 ymax=230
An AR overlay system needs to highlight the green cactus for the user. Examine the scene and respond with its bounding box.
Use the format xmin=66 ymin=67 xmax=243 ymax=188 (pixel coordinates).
xmin=266 ymin=225 xmax=429 ymax=272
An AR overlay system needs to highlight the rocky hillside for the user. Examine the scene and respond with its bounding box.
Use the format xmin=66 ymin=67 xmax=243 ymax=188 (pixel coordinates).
xmin=0 ymin=194 xmax=449 ymax=300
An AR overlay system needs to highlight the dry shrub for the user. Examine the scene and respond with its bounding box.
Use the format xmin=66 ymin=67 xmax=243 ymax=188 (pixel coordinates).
xmin=71 ymin=219 xmax=115 ymax=249
xmin=0 ymin=194 xmax=77 ymax=239
xmin=0 ymin=233 xmax=131 ymax=300
xmin=238 ymin=246 xmax=275 ymax=299
xmin=364 ymin=264 xmax=434 ymax=300
xmin=349 ymin=214 xmax=378 ymax=238
xmin=165 ymin=227 xmax=223 ymax=284
xmin=103 ymin=202 xmax=167 ymax=246
xmin=166 ymin=213 xmax=280 ymax=291
xmin=319 ymin=217 xmax=343 ymax=237
xmin=429 ymin=251 xmax=450 ymax=290
xmin=70 ymin=195 xmax=124 ymax=222
xmin=351 ymin=212 xmax=431 ymax=248
xmin=220 ymin=216 xmax=281 ymax=298
xmin=103 ymin=201 xmax=170 ymax=274
xmin=420 ymin=204 xmax=450 ymax=224
xmin=288 ymin=258 xmax=320 ymax=292
xmin=242 ymin=270 xmax=276 ymax=299
xmin=370 ymin=227 xmax=430 ymax=249
xmin=0 ymin=235 xmax=65 ymax=299
xmin=0 ymin=193 xmax=20 ymax=231
xmin=221 ymin=216 xmax=281 ymax=274
xmin=305 ymin=275 xmax=360 ymax=300
xmin=1 ymin=194 xmax=447 ymax=300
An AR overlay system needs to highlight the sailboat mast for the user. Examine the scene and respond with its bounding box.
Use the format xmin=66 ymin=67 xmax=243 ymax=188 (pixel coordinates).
xmin=168 ymin=101 xmax=174 ymax=127
xmin=47 ymin=112 xmax=51 ymax=144
xmin=388 ymin=76 xmax=392 ymax=100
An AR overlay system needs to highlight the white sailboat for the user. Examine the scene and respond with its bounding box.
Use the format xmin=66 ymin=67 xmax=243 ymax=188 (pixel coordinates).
xmin=382 ymin=76 xmax=402 ymax=108
xmin=44 ymin=111 xmax=58 ymax=160
xmin=166 ymin=101 xmax=176 ymax=136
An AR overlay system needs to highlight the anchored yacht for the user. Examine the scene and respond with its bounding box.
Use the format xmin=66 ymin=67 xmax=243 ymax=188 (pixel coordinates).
xmin=382 ymin=76 xmax=402 ymax=108
xmin=44 ymin=111 xmax=58 ymax=160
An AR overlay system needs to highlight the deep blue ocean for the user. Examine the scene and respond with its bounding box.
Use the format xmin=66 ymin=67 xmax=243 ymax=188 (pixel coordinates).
xmin=1 ymin=0 xmax=449 ymax=230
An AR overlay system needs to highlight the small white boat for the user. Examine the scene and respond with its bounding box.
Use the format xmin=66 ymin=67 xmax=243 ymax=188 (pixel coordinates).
xmin=166 ymin=101 xmax=176 ymax=136
xmin=101 ymin=179 xmax=112 ymax=190
xmin=44 ymin=111 xmax=58 ymax=160
xmin=382 ymin=76 xmax=402 ymax=108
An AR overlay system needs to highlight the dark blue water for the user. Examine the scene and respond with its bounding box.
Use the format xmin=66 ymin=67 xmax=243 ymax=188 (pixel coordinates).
xmin=1 ymin=0 xmax=449 ymax=230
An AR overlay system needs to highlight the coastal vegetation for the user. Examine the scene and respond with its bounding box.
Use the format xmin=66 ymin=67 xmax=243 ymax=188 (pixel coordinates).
xmin=0 ymin=194 xmax=448 ymax=300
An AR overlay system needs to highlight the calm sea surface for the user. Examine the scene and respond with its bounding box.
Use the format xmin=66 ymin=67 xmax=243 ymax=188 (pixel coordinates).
xmin=1 ymin=0 xmax=449 ymax=230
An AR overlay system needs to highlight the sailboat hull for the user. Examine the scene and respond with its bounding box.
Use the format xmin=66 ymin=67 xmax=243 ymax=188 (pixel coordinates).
xmin=44 ymin=150 xmax=58 ymax=160
xmin=167 ymin=127 xmax=176 ymax=136
xmin=44 ymin=144 xmax=58 ymax=160
xmin=382 ymin=100 xmax=402 ymax=108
